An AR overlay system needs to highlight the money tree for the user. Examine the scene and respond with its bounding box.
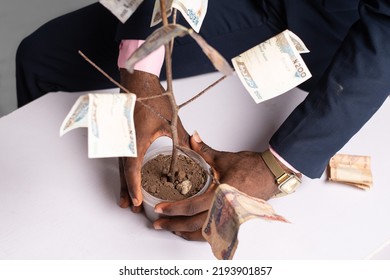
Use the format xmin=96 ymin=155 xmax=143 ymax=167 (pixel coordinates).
xmin=81 ymin=0 xmax=233 ymax=182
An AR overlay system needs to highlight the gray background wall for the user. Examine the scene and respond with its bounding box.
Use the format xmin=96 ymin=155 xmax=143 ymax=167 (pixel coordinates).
xmin=0 ymin=0 xmax=95 ymax=117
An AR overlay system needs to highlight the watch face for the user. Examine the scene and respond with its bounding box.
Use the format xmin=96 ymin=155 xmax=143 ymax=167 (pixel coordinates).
xmin=279 ymin=176 xmax=300 ymax=194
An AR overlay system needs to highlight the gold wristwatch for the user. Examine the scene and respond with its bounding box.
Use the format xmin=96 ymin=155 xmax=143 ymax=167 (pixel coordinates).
xmin=261 ymin=149 xmax=301 ymax=196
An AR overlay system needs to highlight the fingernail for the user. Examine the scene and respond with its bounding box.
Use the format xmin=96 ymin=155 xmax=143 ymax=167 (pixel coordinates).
xmin=119 ymin=197 xmax=130 ymax=208
xmin=131 ymin=205 xmax=142 ymax=213
xmin=154 ymin=207 xmax=163 ymax=214
xmin=192 ymin=130 xmax=202 ymax=143
xmin=132 ymin=198 xmax=140 ymax=206
xmin=153 ymin=223 xmax=162 ymax=230
xmin=173 ymin=231 xmax=182 ymax=237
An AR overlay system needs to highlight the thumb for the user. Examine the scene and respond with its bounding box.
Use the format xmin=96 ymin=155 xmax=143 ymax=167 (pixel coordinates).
xmin=190 ymin=131 xmax=218 ymax=167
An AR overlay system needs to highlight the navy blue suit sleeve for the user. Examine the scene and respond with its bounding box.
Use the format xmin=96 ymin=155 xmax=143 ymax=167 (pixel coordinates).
xmin=270 ymin=0 xmax=390 ymax=178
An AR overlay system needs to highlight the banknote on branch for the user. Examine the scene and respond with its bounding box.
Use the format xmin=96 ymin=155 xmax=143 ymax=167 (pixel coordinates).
xmin=125 ymin=23 xmax=232 ymax=76
xmin=151 ymin=0 xmax=173 ymax=27
xmin=202 ymin=184 xmax=288 ymax=260
xmin=151 ymin=0 xmax=208 ymax=33
xmin=60 ymin=93 xmax=137 ymax=158
xmin=328 ymin=154 xmax=373 ymax=190
xmin=232 ymin=29 xmax=312 ymax=103
xmin=172 ymin=0 xmax=208 ymax=32
xmin=99 ymin=0 xmax=144 ymax=23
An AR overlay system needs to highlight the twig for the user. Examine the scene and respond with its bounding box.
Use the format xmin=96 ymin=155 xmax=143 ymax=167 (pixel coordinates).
xmin=138 ymin=102 xmax=170 ymax=124
xmin=173 ymin=8 xmax=177 ymax=24
xmin=170 ymin=8 xmax=178 ymax=54
xmin=138 ymin=92 xmax=169 ymax=101
xmin=160 ymin=0 xmax=169 ymax=26
xmin=179 ymin=75 xmax=227 ymax=109
xmin=78 ymin=50 xmax=130 ymax=94
xmin=160 ymin=0 xmax=179 ymax=182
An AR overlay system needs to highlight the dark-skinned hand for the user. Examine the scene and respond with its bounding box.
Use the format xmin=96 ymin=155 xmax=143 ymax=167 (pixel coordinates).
xmin=118 ymin=69 xmax=190 ymax=212
xmin=153 ymin=132 xmax=298 ymax=241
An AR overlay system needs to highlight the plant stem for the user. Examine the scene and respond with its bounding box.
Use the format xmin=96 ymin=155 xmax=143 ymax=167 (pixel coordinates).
xmin=160 ymin=0 xmax=179 ymax=182
xmin=170 ymin=9 xmax=177 ymax=54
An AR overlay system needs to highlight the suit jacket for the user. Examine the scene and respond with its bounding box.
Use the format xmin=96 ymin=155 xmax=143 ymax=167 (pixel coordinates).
xmin=270 ymin=0 xmax=390 ymax=178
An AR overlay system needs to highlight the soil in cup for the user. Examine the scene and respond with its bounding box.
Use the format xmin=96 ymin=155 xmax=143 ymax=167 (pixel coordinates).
xmin=142 ymin=153 xmax=207 ymax=201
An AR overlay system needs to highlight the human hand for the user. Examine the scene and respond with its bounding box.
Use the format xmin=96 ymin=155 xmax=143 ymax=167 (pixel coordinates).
xmin=152 ymin=132 xmax=282 ymax=241
xmin=118 ymin=69 xmax=190 ymax=212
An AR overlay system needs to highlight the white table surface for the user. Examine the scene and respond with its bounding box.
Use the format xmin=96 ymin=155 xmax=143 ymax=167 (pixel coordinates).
xmin=0 ymin=72 xmax=389 ymax=260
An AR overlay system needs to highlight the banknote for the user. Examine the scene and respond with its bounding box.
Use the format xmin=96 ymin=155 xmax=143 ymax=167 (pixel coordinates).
xmin=60 ymin=93 xmax=137 ymax=158
xmin=99 ymin=0 xmax=144 ymax=23
xmin=288 ymin=31 xmax=310 ymax=54
xmin=172 ymin=0 xmax=208 ymax=32
xmin=60 ymin=95 xmax=89 ymax=136
xmin=328 ymin=154 xmax=373 ymax=190
xmin=150 ymin=0 xmax=208 ymax=32
xmin=125 ymin=22 xmax=232 ymax=76
xmin=202 ymin=184 xmax=288 ymax=260
xmin=232 ymin=29 xmax=312 ymax=103
xmin=151 ymin=0 xmax=173 ymax=27
xmin=126 ymin=24 xmax=188 ymax=72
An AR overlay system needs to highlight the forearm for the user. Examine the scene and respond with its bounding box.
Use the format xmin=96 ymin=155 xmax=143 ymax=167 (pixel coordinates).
xmin=270 ymin=0 xmax=390 ymax=178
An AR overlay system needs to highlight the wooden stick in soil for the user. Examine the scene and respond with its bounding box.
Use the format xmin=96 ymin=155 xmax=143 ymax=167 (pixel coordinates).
xmin=160 ymin=0 xmax=179 ymax=183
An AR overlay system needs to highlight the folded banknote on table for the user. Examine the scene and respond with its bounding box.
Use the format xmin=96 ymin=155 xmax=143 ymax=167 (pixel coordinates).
xmin=328 ymin=154 xmax=373 ymax=190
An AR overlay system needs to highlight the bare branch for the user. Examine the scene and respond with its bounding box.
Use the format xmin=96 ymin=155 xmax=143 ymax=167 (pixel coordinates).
xmin=160 ymin=0 xmax=169 ymax=26
xmin=172 ymin=8 xmax=177 ymax=24
xmin=79 ymin=50 xmax=131 ymax=94
xmin=137 ymin=92 xmax=169 ymax=101
xmin=179 ymin=75 xmax=227 ymax=109
xmin=138 ymin=102 xmax=171 ymax=124
xmin=170 ymin=8 xmax=177 ymax=54
xmin=160 ymin=0 xmax=180 ymax=182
